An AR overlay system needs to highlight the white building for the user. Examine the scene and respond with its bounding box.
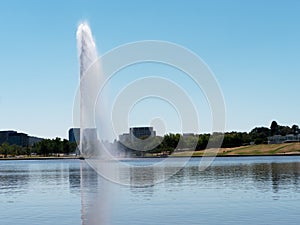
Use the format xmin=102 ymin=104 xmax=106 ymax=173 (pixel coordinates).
xmin=268 ymin=134 xmax=300 ymax=144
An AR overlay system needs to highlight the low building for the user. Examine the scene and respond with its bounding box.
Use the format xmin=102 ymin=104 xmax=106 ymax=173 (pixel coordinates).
xmin=0 ymin=131 xmax=29 ymax=147
xmin=0 ymin=130 xmax=43 ymax=147
xmin=268 ymin=134 xmax=300 ymax=144
xmin=119 ymin=127 xmax=156 ymax=142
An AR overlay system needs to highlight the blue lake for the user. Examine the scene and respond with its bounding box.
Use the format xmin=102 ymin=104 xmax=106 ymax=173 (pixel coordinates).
xmin=1 ymin=156 xmax=300 ymax=225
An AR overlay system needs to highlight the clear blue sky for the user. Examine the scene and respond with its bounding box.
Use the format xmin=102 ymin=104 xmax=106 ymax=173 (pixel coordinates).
xmin=0 ymin=0 xmax=299 ymax=139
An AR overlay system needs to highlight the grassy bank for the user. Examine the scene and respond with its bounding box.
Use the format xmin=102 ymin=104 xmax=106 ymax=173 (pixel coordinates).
xmin=171 ymin=143 xmax=300 ymax=157
xmin=2 ymin=143 xmax=300 ymax=160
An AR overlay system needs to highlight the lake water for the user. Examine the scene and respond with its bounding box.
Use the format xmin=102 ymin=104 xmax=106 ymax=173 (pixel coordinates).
xmin=1 ymin=156 xmax=300 ymax=225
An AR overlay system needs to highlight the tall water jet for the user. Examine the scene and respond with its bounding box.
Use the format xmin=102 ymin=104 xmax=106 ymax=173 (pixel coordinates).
xmin=77 ymin=23 xmax=98 ymax=78
xmin=76 ymin=22 xmax=102 ymax=157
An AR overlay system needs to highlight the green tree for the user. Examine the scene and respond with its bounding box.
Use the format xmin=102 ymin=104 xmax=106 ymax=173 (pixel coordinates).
xmin=222 ymin=132 xmax=250 ymax=148
xmin=1 ymin=143 xmax=11 ymax=158
xmin=53 ymin=137 xmax=62 ymax=156
xmin=160 ymin=133 xmax=180 ymax=154
xmin=278 ymin=126 xmax=292 ymax=136
xmin=250 ymin=127 xmax=270 ymax=144
xmin=196 ymin=134 xmax=210 ymax=150
xmin=62 ymin=139 xmax=71 ymax=155
xmin=270 ymin=121 xmax=279 ymax=136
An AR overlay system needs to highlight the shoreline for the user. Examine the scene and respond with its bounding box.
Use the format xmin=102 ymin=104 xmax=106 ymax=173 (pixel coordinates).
xmin=1 ymin=154 xmax=300 ymax=161
xmin=0 ymin=156 xmax=83 ymax=161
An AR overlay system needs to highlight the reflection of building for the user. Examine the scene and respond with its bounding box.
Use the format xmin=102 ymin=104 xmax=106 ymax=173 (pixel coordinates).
xmin=0 ymin=130 xmax=43 ymax=147
xmin=268 ymin=134 xmax=300 ymax=144
xmin=69 ymin=128 xmax=80 ymax=143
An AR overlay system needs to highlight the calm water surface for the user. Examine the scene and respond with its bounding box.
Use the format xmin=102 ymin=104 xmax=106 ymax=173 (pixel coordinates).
xmin=1 ymin=156 xmax=300 ymax=225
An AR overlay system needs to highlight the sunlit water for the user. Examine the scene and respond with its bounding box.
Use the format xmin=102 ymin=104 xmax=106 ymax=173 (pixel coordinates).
xmin=1 ymin=157 xmax=300 ymax=225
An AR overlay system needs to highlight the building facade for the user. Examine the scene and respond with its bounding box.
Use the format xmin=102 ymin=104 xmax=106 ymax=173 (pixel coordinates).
xmin=8 ymin=133 xmax=29 ymax=147
xmin=69 ymin=128 xmax=80 ymax=143
xmin=0 ymin=131 xmax=29 ymax=147
xmin=129 ymin=127 xmax=156 ymax=140
xmin=0 ymin=131 xmax=16 ymax=144
xmin=0 ymin=131 xmax=43 ymax=147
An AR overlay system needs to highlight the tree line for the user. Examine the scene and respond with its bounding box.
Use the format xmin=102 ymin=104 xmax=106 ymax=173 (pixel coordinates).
xmin=0 ymin=138 xmax=77 ymax=158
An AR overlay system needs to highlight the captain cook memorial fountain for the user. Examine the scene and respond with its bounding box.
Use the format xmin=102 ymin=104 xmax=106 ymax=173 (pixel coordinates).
xmin=74 ymin=22 xmax=225 ymax=224
xmin=1 ymin=22 xmax=299 ymax=225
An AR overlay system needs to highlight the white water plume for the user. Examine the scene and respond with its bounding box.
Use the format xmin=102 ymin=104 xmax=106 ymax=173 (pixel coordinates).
xmin=77 ymin=22 xmax=114 ymax=225
xmin=76 ymin=22 xmax=103 ymax=157
xmin=76 ymin=22 xmax=98 ymax=77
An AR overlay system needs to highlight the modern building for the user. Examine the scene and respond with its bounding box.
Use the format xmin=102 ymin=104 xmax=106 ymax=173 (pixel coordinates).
xmin=119 ymin=127 xmax=156 ymax=142
xmin=69 ymin=128 xmax=80 ymax=143
xmin=0 ymin=130 xmax=43 ymax=147
xmin=69 ymin=128 xmax=99 ymax=144
xmin=0 ymin=131 xmax=29 ymax=147
xmin=69 ymin=128 xmax=101 ymax=156
xmin=129 ymin=127 xmax=156 ymax=140
xmin=0 ymin=131 xmax=16 ymax=144
xmin=8 ymin=133 xmax=29 ymax=147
